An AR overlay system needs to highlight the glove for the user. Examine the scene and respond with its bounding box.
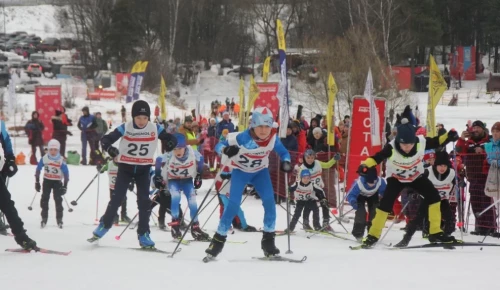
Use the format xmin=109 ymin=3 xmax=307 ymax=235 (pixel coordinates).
xmin=220 ymin=172 xmax=231 ymax=180
xmin=128 ymin=182 xmax=134 ymax=191
xmin=35 ymin=182 xmax=41 ymax=192
xmin=447 ymin=129 xmax=459 ymax=142
xmin=194 ymin=173 xmax=202 ymax=189
xmin=96 ymin=164 xmax=103 ymax=173
xmin=280 ymin=161 xmax=292 ymax=172
xmin=154 ymin=175 xmax=165 ymax=189
xmin=3 ymin=155 xmax=18 ymax=177
xmin=161 ymin=189 xmax=171 ymax=197
xmin=350 ymin=202 xmax=358 ymax=211
xmin=320 ymin=199 xmax=328 ymax=207
xmin=333 ymin=153 xmax=341 ymax=161
xmin=222 ymin=145 xmax=239 ymax=158
xmin=59 ymin=184 xmax=67 ymax=196
xmin=107 ymin=146 xmax=119 ymax=158
xmin=357 ymin=164 xmax=369 ymax=175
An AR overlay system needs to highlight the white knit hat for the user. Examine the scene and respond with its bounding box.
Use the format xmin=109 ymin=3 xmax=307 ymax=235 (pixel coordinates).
xmin=48 ymin=139 xmax=61 ymax=150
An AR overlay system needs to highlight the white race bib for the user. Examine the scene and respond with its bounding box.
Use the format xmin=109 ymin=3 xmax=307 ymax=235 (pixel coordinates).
xmin=118 ymin=121 xmax=158 ymax=165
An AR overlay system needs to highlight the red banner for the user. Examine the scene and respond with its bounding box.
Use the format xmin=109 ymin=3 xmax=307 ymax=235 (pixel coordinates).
xmin=344 ymin=96 xmax=386 ymax=193
xmin=255 ymin=82 xmax=279 ymax=119
xmin=116 ymin=73 xmax=130 ymax=97
xmin=35 ymin=86 xmax=62 ymax=144
xmin=88 ymin=90 xmax=118 ymax=100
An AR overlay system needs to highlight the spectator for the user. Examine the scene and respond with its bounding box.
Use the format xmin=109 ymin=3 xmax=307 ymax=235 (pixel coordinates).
xmin=94 ymin=112 xmax=108 ymax=151
xmin=306 ymin=117 xmax=321 ymax=146
xmin=216 ymin=111 xmax=235 ymax=138
xmin=24 ymin=111 xmax=45 ymax=164
xmin=77 ymin=106 xmax=98 ymax=165
xmin=300 ymin=116 xmax=310 ymax=131
xmin=51 ymin=109 xmax=72 ymax=158
xmin=290 ymin=120 xmax=306 ymax=153
xmin=456 ymin=120 xmax=497 ymax=236
xmin=179 ymin=116 xmax=202 ymax=151
xmin=281 ymin=125 xmax=298 ymax=151
xmin=208 ymin=118 xmax=217 ymax=137
xmin=485 ymin=121 xmax=500 ymax=173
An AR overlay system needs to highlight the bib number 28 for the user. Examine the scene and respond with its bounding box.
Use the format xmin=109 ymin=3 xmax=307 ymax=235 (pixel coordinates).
xmin=238 ymin=155 xmax=262 ymax=168
xmin=127 ymin=144 xmax=149 ymax=156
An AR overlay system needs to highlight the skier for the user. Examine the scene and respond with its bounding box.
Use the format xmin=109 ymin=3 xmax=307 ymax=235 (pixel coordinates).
xmin=294 ymin=149 xmax=340 ymax=230
xmin=286 ymin=169 xmax=327 ymax=232
xmin=347 ymin=166 xmax=386 ymax=241
xmin=216 ymin=164 xmax=257 ymax=232
xmin=205 ymin=107 xmax=292 ymax=259
xmin=358 ymin=118 xmax=459 ymax=248
xmin=0 ymin=118 xmax=18 ymax=234
xmin=35 ymin=139 xmax=69 ymax=228
xmin=96 ymin=157 xmax=133 ymax=225
xmin=89 ymin=100 xmax=177 ymax=248
xmin=394 ymin=151 xmax=457 ymax=247
xmin=155 ymin=133 xmax=209 ymax=240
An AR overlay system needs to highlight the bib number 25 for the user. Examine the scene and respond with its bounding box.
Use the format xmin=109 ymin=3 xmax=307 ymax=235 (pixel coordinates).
xmin=238 ymin=155 xmax=262 ymax=168
xmin=127 ymin=144 xmax=149 ymax=156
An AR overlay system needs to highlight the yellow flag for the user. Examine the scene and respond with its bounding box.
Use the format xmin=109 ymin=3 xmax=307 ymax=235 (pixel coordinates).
xmin=139 ymin=61 xmax=149 ymax=73
xmin=238 ymin=77 xmax=245 ymax=132
xmin=277 ymin=20 xmax=286 ymax=51
xmin=131 ymin=61 xmax=142 ymax=73
xmin=246 ymin=75 xmax=260 ymax=129
xmin=426 ymin=55 xmax=447 ymax=137
xmin=159 ymin=75 xmax=167 ymax=120
xmin=262 ymin=56 xmax=270 ymax=82
xmin=327 ymin=73 xmax=338 ymax=145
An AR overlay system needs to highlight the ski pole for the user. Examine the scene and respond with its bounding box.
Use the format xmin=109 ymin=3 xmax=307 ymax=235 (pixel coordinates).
xmin=115 ymin=212 xmax=139 ymax=240
xmin=284 ymin=172 xmax=293 ymax=254
xmin=278 ymin=203 xmax=304 ymax=227
xmin=478 ymin=198 xmax=500 ymax=217
xmin=328 ymin=206 xmax=349 ymax=233
xmin=63 ymin=195 xmax=73 ymax=212
xmin=70 ymin=172 xmax=99 ymax=206
xmin=451 ymin=142 xmax=463 ymax=242
xmin=201 ymin=199 xmax=220 ymax=230
xmin=27 ymin=192 xmax=38 ymax=211
xmin=377 ymin=198 xmax=411 ymax=247
xmin=95 ymin=172 xmax=100 ymax=222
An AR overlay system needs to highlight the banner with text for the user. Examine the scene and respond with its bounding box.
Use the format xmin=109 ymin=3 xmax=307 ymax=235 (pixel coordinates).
xmin=35 ymin=86 xmax=62 ymax=143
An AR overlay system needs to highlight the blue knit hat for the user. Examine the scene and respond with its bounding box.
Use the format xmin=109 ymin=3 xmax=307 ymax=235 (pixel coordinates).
xmin=396 ymin=118 xmax=416 ymax=144
xmin=174 ymin=133 xmax=186 ymax=148
xmin=300 ymin=169 xmax=311 ymax=178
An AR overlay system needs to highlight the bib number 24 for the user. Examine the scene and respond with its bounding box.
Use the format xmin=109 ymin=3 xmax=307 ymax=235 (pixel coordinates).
xmin=127 ymin=144 xmax=149 ymax=156
xmin=238 ymin=155 xmax=262 ymax=168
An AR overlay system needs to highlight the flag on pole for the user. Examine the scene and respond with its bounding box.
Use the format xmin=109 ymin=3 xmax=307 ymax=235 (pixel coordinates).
xmin=159 ymin=75 xmax=167 ymax=120
xmin=327 ymin=73 xmax=338 ymax=145
xmin=276 ymin=19 xmax=289 ymax=138
xmin=238 ymin=77 xmax=245 ymax=131
xmin=426 ymin=55 xmax=448 ymax=137
xmin=262 ymin=56 xmax=271 ymax=82
xmin=363 ymin=68 xmax=381 ymax=146
xmin=132 ymin=61 xmax=148 ymax=101
xmin=126 ymin=61 xmax=142 ymax=103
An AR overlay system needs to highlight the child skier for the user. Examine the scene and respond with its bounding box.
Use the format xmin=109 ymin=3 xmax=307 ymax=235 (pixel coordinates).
xmin=347 ymin=166 xmax=386 ymax=241
xmin=205 ymin=107 xmax=292 ymax=259
xmin=358 ymin=118 xmax=459 ymax=248
xmin=156 ymin=133 xmax=209 ymax=240
xmin=287 ymin=169 xmax=327 ymax=232
xmin=295 ymin=149 xmax=340 ymax=231
xmin=90 ymin=100 xmax=177 ymax=248
xmin=394 ymin=151 xmax=456 ymax=247
xmin=35 ymin=139 xmax=69 ymax=228
xmin=97 ymin=158 xmax=133 ymax=224
xmin=215 ymin=163 xmax=257 ymax=232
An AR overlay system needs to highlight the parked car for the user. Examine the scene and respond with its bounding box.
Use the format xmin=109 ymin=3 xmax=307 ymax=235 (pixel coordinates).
xmin=27 ymin=63 xmax=42 ymax=77
xmin=227 ymin=66 xmax=254 ymax=76
xmin=59 ymin=38 xmax=74 ymax=50
xmin=0 ymin=53 xmax=7 ymax=61
xmin=37 ymin=38 xmax=60 ymax=52
xmin=15 ymin=80 xmax=40 ymax=93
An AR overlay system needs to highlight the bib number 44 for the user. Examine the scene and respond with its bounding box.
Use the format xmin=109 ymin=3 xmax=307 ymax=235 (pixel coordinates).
xmin=127 ymin=144 xmax=149 ymax=156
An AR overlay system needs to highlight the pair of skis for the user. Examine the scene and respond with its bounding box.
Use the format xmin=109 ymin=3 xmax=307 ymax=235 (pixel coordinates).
xmin=349 ymin=241 xmax=500 ymax=250
xmin=202 ymin=255 xmax=307 ymax=263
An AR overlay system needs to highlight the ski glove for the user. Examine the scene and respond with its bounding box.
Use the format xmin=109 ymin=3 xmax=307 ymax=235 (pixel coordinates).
xmin=280 ymin=161 xmax=292 ymax=172
xmin=333 ymin=153 xmax=341 ymax=161
xmin=320 ymin=199 xmax=328 ymax=207
xmin=162 ymin=189 xmax=171 ymax=197
xmin=350 ymin=202 xmax=358 ymax=211
xmin=59 ymin=185 xmax=67 ymax=196
xmin=128 ymin=182 xmax=135 ymax=191
xmin=3 ymin=155 xmax=18 ymax=178
xmin=447 ymin=130 xmax=459 ymax=142
xmin=223 ymin=145 xmax=239 ymax=158
xmin=35 ymin=182 xmax=41 ymax=192
xmin=96 ymin=164 xmax=103 ymax=173
xmin=154 ymin=175 xmax=165 ymax=189
xmin=194 ymin=174 xmax=202 ymax=189
xmin=220 ymin=172 xmax=231 ymax=180
xmin=107 ymin=146 xmax=119 ymax=158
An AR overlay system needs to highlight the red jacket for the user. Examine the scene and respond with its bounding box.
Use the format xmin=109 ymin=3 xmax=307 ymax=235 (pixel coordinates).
xmin=456 ymin=134 xmax=490 ymax=180
xmin=296 ymin=130 xmax=307 ymax=153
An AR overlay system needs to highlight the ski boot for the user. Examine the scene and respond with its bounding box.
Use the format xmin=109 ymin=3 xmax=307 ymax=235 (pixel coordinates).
xmin=179 ymin=219 xmax=189 ymax=231
xmin=169 ymin=219 xmax=182 ymax=239
xmin=14 ymin=234 xmax=37 ymax=251
xmin=121 ymin=214 xmax=132 ymax=223
xmin=353 ymin=236 xmax=363 ymax=243
xmin=91 ymin=222 xmax=110 ymax=240
xmin=394 ymin=235 xmax=411 ymax=248
xmin=138 ymin=232 xmax=155 ymax=248
xmin=322 ymin=220 xmax=334 ymax=232
xmin=241 ymin=225 xmax=258 ymax=232
xmin=57 ymin=219 xmax=63 ymax=229
xmin=158 ymin=220 xmax=167 ymax=231
xmin=191 ymin=222 xmax=210 ymax=241
xmin=428 ymin=232 xmax=457 ymax=244
xmin=113 ymin=215 xmax=119 ymax=225
xmin=40 ymin=220 xmax=47 ymax=229
xmin=205 ymin=233 xmax=227 ymax=258
xmin=302 ymin=220 xmax=313 ymax=231
xmin=261 ymin=232 xmax=280 ymax=257
xmin=361 ymin=235 xmax=379 ymax=249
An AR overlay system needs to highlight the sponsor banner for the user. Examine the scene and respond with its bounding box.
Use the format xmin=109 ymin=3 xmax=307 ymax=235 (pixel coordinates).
xmin=35 ymin=86 xmax=62 ymax=143
xmin=88 ymin=91 xmax=118 ymax=100
xmin=255 ymin=82 xmax=279 ymax=119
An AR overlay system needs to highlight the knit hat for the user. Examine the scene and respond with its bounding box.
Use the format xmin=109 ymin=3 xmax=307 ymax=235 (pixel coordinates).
xmin=222 ymin=129 xmax=229 ymax=135
xmin=131 ymin=100 xmax=151 ymax=119
xmin=363 ymin=167 xmax=378 ymax=183
xmin=312 ymin=127 xmax=323 ymax=135
xmin=472 ymin=120 xmax=486 ymax=130
xmin=174 ymin=133 xmax=186 ymax=148
xmin=434 ymin=151 xmax=451 ymax=167
xmin=300 ymin=169 xmax=311 ymax=178
xmin=396 ymin=118 xmax=416 ymax=144
xmin=304 ymin=149 xmax=315 ymax=157
xmin=185 ymin=116 xmax=193 ymax=122
xmin=424 ymin=151 xmax=436 ymax=162
xmin=48 ymin=139 xmax=60 ymax=151
xmin=491 ymin=122 xmax=500 ymax=132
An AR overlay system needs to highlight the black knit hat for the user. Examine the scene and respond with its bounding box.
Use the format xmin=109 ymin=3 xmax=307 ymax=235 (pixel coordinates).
xmin=363 ymin=166 xmax=378 ymax=183
xmin=131 ymin=100 xmax=151 ymax=119
xmin=396 ymin=118 xmax=416 ymax=144
xmin=434 ymin=151 xmax=451 ymax=167
xmin=472 ymin=120 xmax=486 ymax=130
